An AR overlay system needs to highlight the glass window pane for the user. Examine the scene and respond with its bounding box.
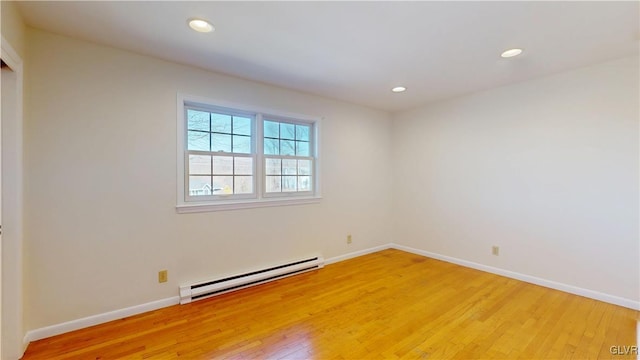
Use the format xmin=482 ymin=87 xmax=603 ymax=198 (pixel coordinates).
xmin=266 ymin=176 xmax=281 ymax=193
xmin=281 ymin=123 xmax=295 ymax=140
xmin=296 ymin=141 xmax=310 ymax=156
xmin=187 ymin=110 xmax=209 ymax=131
xmin=233 ymin=116 xmax=251 ymax=136
xmin=298 ymin=176 xmax=311 ymax=191
xmin=211 ymin=133 xmax=231 ymax=152
xmin=188 ymin=131 xmax=210 ymax=151
xmin=282 ymin=176 xmax=297 ymax=192
xmin=266 ymin=158 xmax=281 ymax=175
xmin=281 ymin=140 xmax=295 ymax=156
xmin=189 ymin=176 xmax=212 ymax=196
xmin=211 ymin=113 xmax=232 ymax=133
xmin=298 ymin=159 xmax=311 ymax=175
xmin=282 ymin=159 xmax=297 ymax=175
xmin=213 ymin=156 xmax=233 ymax=175
xmin=234 ymin=176 xmax=253 ymax=194
xmin=234 ymin=157 xmax=253 ymax=175
xmin=188 ymin=155 xmax=211 ymax=175
xmin=296 ymin=125 xmax=310 ymax=141
xmin=264 ymin=138 xmax=279 ymax=155
xmin=233 ymin=135 xmax=251 ymax=154
xmin=264 ymin=120 xmax=279 ymax=138
xmin=213 ymin=176 xmax=233 ymax=194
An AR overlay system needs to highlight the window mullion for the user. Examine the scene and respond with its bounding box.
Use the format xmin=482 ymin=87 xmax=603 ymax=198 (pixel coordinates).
xmin=256 ymin=113 xmax=264 ymax=199
xmin=180 ymin=96 xmax=319 ymax=209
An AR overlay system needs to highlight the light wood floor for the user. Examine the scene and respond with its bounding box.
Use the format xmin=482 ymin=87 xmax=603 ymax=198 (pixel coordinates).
xmin=23 ymin=249 xmax=638 ymax=359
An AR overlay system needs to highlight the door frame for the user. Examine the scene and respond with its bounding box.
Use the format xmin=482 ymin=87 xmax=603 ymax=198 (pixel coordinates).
xmin=1 ymin=34 xmax=25 ymax=358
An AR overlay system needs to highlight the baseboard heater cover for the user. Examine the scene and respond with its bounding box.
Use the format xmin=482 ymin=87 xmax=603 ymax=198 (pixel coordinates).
xmin=179 ymin=256 xmax=324 ymax=304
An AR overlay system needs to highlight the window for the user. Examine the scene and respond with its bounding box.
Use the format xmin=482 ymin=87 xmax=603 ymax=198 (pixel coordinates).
xmin=263 ymin=120 xmax=313 ymax=195
xmin=185 ymin=107 xmax=255 ymax=200
xmin=177 ymin=95 xmax=321 ymax=212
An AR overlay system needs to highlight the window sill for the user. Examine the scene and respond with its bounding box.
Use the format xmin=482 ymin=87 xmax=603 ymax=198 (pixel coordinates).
xmin=176 ymin=196 xmax=322 ymax=213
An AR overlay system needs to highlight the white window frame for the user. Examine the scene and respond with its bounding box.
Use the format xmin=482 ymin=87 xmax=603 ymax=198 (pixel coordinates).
xmin=262 ymin=116 xmax=315 ymax=199
xmin=184 ymin=104 xmax=257 ymax=202
xmin=176 ymin=93 xmax=322 ymax=213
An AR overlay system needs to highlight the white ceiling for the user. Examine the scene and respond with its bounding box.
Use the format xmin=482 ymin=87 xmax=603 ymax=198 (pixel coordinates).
xmin=16 ymin=1 xmax=640 ymax=112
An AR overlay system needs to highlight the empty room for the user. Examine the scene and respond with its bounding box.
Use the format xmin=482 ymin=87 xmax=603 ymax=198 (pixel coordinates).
xmin=1 ymin=1 xmax=638 ymax=359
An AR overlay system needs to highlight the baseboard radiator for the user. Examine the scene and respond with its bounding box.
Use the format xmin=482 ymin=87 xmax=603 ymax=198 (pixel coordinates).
xmin=179 ymin=256 xmax=324 ymax=304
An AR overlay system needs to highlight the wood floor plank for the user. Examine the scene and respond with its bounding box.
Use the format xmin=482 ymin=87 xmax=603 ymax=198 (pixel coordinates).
xmin=22 ymin=249 xmax=638 ymax=359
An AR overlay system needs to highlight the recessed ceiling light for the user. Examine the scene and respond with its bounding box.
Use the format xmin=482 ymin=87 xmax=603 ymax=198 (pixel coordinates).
xmin=392 ymin=86 xmax=406 ymax=93
xmin=501 ymin=48 xmax=523 ymax=58
xmin=188 ymin=19 xmax=214 ymax=33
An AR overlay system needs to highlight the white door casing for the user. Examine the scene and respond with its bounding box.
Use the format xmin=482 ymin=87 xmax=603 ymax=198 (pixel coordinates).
xmin=1 ymin=35 xmax=25 ymax=360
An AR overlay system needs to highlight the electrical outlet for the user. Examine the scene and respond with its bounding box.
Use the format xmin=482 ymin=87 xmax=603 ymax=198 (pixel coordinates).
xmin=492 ymin=246 xmax=499 ymax=256
xmin=347 ymin=234 xmax=352 ymax=244
xmin=158 ymin=270 xmax=168 ymax=283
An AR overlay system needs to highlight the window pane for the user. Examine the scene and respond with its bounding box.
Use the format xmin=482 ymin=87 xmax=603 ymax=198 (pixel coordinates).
xmin=211 ymin=113 xmax=232 ymax=133
xmin=264 ymin=138 xmax=279 ymax=155
xmin=282 ymin=176 xmax=297 ymax=192
xmin=266 ymin=176 xmax=281 ymax=193
xmin=233 ymin=135 xmax=251 ymax=154
xmin=282 ymin=159 xmax=297 ymax=175
xmin=234 ymin=176 xmax=253 ymax=194
xmin=281 ymin=140 xmax=295 ymax=156
xmin=189 ymin=155 xmax=211 ymax=175
xmin=296 ymin=141 xmax=310 ymax=156
xmin=213 ymin=176 xmax=233 ymax=194
xmin=299 ymin=176 xmax=311 ymax=191
xmin=235 ymin=157 xmax=253 ymax=175
xmin=296 ymin=125 xmax=310 ymax=141
xmin=211 ymin=133 xmax=231 ymax=152
xmin=213 ymin=156 xmax=233 ymax=175
xmin=281 ymin=123 xmax=295 ymax=140
xmin=266 ymin=158 xmax=281 ymax=175
xmin=184 ymin=104 xmax=316 ymax=201
xmin=187 ymin=110 xmax=209 ymax=131
xmin=298 ymin=159 xmax=311 ymax=175
xmin=264 ymin=120 xmax=279 ymax=138
xmin=188 ymin=131 xmax=210 ymax=151
xmin=233 ymin=116 xmax=251 ymax=136
xmin=189 ymin=176 xmax=212 ymax=196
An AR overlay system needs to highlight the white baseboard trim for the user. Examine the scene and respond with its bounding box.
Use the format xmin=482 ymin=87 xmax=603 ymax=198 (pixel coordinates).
xmin=390 ymin=243 xmax=640 ymax=311
xmin=325 ymin=244 xmax=392 ymax=265
xmin=24 ymin=246 xmax=388 ymax=344
xmin=23 ymin=247 xmax=390 ymax=344
xmin=24 ymin=296 xmax=180 ymax=343
xmin=23 ymin=242 xmax=639 ymax=345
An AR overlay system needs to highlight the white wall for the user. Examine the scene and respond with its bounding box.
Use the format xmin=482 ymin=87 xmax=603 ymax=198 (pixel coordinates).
xmin=22 ymin=24 xmax=640 ymax=337
xmin=1 ymin=1 xmax=26 ymax=58
xmin=1 ymin=2 xmax=26 ymax=358
xmin=24 ymin=29 xmax=392 ymax=331
xmin=392 ymin=56 xmax=639 ymax=303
